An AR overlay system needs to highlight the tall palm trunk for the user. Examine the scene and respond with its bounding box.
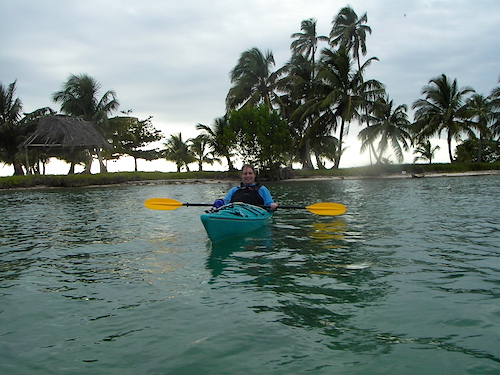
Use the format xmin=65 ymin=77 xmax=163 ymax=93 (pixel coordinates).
xmin=301 ymin=138 xmax=314 ymax=169
xmin=447 ymin=133 xmax=454 ymax=163
xmin=334 ymin=119 xmax=346 ymax=169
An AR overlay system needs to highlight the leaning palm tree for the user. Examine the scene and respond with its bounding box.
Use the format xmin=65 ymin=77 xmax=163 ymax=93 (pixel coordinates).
xmin=412 ymin=74 xmax=474 ymax=163
xmin=52 ymin=74 xmax=120 ymax=172
xmin=196 ymin=116 xmax=236 ymax=171
xmin=330 ymin=6 xmax=372 ymax=70
xmin=188 ymin=134 xmax=221 ymax=172
xmin=163 ymin=133 xmax=195 ymax=172
xmin=413 ymin=140 xmax=440 ymax=164
xmin=359 ymin=96 xmax=411 ymax=163
xmin=226 ymin=47 xmax=283 ymax=111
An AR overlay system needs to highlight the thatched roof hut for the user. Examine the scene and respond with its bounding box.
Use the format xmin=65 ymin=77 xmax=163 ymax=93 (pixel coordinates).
xmin=19 ymin=115 xmax=112 ymax=174
xmin=20 ymin=115 xmax=111 ymax=151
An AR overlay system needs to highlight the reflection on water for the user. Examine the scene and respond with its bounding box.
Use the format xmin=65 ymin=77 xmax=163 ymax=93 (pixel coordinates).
xmin=308 ymin=220 xmax=346 ymax=243
xmin=205 ymin=213 xmax=391 ymax=351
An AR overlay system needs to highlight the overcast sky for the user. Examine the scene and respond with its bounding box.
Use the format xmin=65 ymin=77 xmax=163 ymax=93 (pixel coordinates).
xmin=1 ymin=0 xmax=499 ymax=174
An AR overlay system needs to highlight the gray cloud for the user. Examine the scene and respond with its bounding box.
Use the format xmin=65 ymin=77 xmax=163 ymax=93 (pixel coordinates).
xmin=1 ymin=0 xmax=499 ymax=172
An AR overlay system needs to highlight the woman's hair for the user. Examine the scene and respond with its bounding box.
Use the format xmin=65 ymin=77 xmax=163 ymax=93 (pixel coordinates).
xmin=241 ymin=164 xmax=256 ymax=173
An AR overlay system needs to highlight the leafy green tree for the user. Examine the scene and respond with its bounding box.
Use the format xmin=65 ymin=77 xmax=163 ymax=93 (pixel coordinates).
xmin=358 ymin=96 xmax=411 ymax=163
xmin=52 ymin=73 xmax=120 ymax=172
xmin=330 ymin=6 xmax=372 ymax=70
xmin=108 ymin=115 xmax=163 ymax=171
xmin=413 ymin=140 xmax=441 ymax=164
xmin=226 ymin=47 xmax=283 ymax=111
xmin=163 ymin=132 xmax=195 ymax=172
xmin=412 ymin=74 xmax=474 ymax=163
xmin=228 ymin=105 xmax=290 ymax=173
xmin=196 ymin=116 xmax=236 ymax=171
xmin=0 ymin=80 xmax=25 ymax=175
xmin=188 ymin=134 xmax=220 ymax=172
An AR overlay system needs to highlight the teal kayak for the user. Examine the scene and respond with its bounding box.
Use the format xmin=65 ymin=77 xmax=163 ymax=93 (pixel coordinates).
xmin=200 ymin=203 xmax=273 ymax=242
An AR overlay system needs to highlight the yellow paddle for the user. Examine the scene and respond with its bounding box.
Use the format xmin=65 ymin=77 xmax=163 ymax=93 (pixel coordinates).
xmin=144 ymin=198 xmax=346 ymax=216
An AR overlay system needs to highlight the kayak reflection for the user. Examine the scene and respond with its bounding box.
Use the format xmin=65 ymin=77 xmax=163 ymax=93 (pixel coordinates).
xmin=206 ymin=225 xmax=273 ymax=279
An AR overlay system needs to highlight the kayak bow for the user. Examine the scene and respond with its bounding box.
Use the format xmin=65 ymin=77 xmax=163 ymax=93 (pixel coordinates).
xmin=200 ymin=203 xmax=272 ymax=242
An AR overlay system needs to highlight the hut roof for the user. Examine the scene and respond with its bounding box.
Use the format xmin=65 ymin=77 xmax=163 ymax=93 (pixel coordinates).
xmin=20 ymin=115 xmax=111 ymax=150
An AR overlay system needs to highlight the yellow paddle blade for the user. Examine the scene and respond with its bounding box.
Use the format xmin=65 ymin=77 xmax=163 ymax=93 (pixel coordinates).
xmin=305 ymin=202 xmax=346 ymax=216
xmin=144 ymin=198 xmax=183 ymax=210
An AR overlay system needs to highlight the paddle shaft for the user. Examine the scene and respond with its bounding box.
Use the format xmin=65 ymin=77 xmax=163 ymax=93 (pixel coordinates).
xmin=271 ymin=205 xmax=308 ymax=210
xmin=183 ymin=203 xmax=214 ymax=207
xmin=183 ymin=203 xmax=302 ymax=210
xmin=144 ymin=198 xmax=345 ymax=216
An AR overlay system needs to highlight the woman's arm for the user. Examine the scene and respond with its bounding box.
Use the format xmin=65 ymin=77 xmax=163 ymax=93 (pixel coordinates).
xmin=259 ymin=186 xmax=278 ymax=210
xmin=223 ymin=187 xmax=238 ymax=204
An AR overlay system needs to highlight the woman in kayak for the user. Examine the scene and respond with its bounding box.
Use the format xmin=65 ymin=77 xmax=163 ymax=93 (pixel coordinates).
xmin=214 ymin=164 xmax=278 ymax=211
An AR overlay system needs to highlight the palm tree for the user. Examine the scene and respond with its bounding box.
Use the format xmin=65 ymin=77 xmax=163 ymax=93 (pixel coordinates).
xmin=287 ymin=20 xmax=331 ymax=169
xmin=412 ymin=74 xmax=474 ymax=163
xmin=315 ymin=46 xmax=380 ymax=168
xmin=0 ymin=80 xmax=25 ymax=175
xmin=310 ymin=133 xmax=339 ymax=169
xmin=413 ymin=140 xmax=440 ymax=164
xmin=52 ymin=74 xmax=119 ymax=124
xmin=291 ymin=18 xmax=329 ymax=75
xmin=52 ymin=73 xmax=120 ymax=172
xmin=465 ymin=93 xmax=496 ymax=162
xmin=226 ymin=47 xmax=282 ymax=111
xmin=188 ymin=134 xmax=220 ymax=172
xmin=490 ymin=81 xmax=500 ymax=139
xmin=279 ymin=53 xmax=317 ymax=169
xmin=163 ymin=133 xmax=194 ymax=172
xmin=330 ymin=6 xmax=384 ymax=165
xmin=330 ymin=6 xmax=372 ymax=70
xmin=358 ymin=96 xmax=411 ymax=163
xmin=196 ymin=116 xmax=236 ymax=171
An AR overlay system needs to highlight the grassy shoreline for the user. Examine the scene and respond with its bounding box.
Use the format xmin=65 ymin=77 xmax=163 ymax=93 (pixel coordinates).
xmin=1 ymin=162 xmax=499 ymax=190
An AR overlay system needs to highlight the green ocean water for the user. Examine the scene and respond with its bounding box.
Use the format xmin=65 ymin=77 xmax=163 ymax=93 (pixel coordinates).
xmin=1 ymin=176 xmax=499 ymax=374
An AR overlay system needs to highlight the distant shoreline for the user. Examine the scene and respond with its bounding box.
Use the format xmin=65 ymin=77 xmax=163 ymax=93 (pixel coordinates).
xmin=1 ymin=166 xmax=499 ymax=190
xmin=124 ymin=169 xmax=500 ymax=186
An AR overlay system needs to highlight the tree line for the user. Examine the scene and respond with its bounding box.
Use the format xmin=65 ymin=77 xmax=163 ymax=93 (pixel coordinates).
xmin=1 ymin=6 xmax=499 ymax=176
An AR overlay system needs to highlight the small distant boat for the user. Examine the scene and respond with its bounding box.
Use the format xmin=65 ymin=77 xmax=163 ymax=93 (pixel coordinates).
xmin=200 ymin=203 xmax=273 ymax=242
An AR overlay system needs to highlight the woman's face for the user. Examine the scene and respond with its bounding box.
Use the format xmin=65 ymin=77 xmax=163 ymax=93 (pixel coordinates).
xmin=241 ymin=166 xmax=256 ymax=185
